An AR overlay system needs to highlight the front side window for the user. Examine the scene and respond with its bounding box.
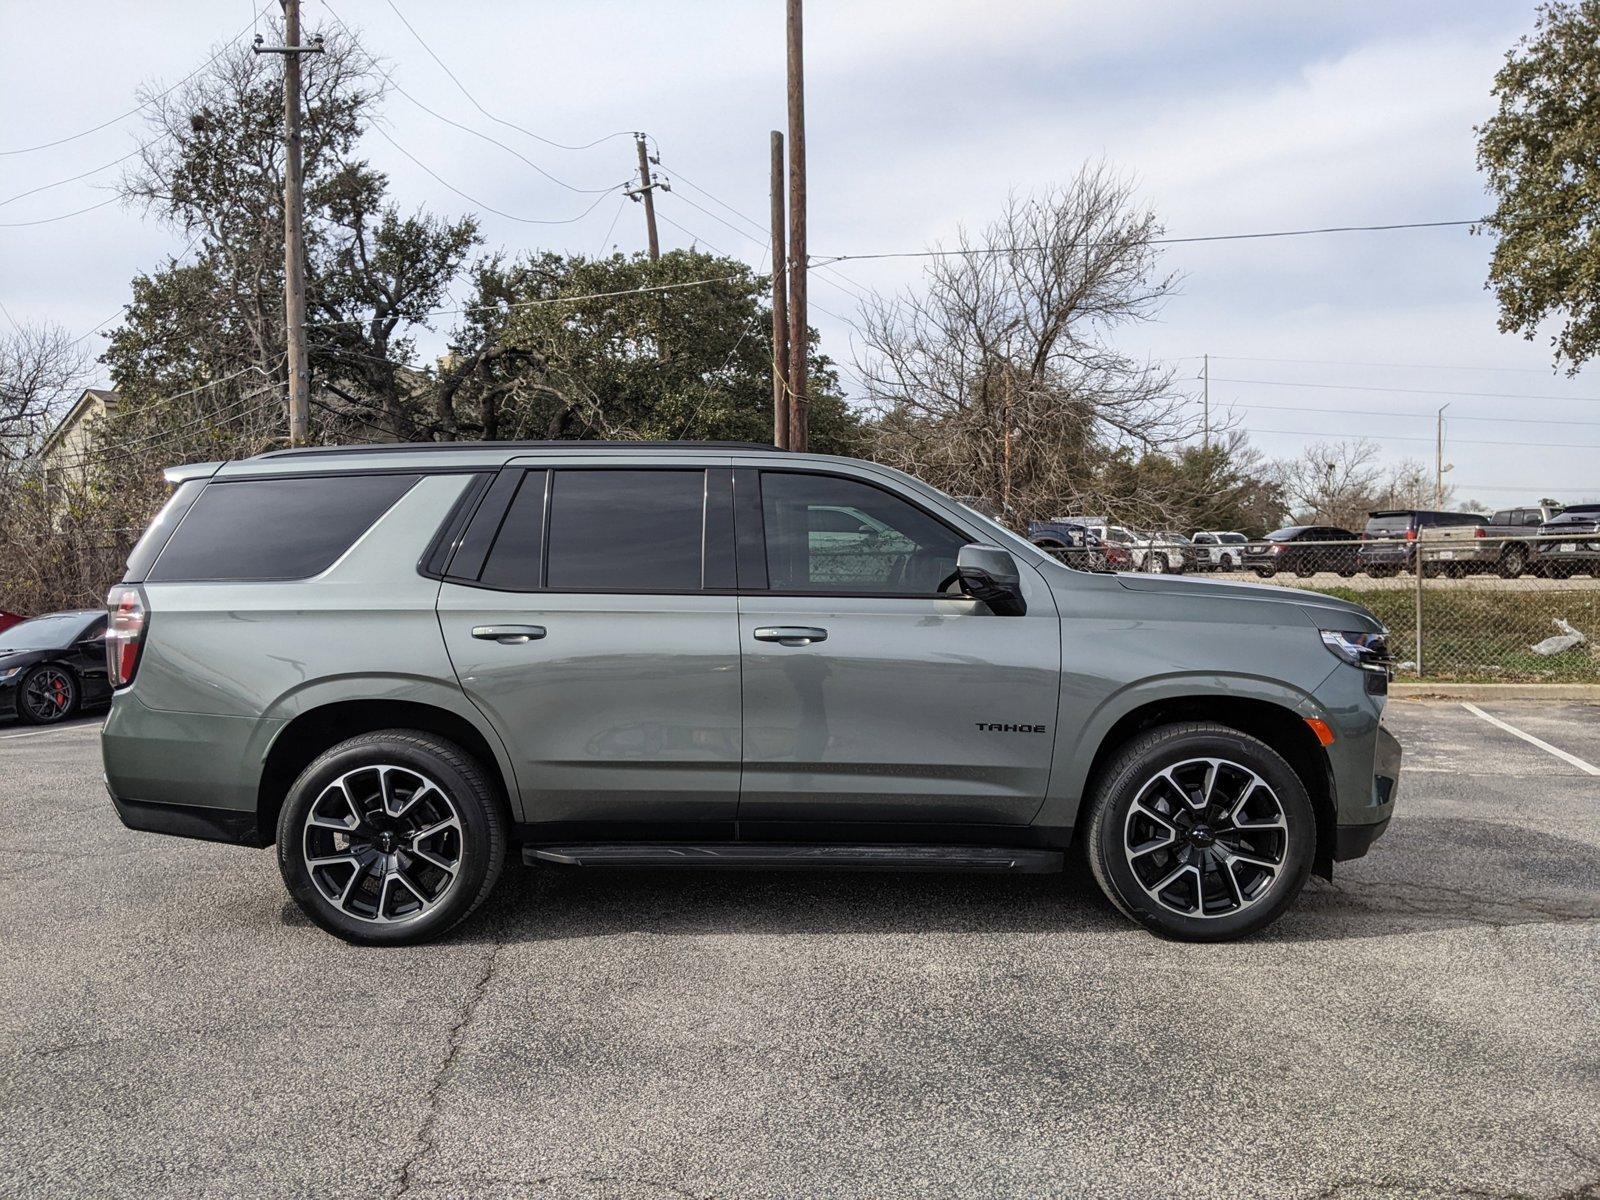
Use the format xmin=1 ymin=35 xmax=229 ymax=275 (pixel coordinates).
xmin=544 ymin=469 xmax=705 ymax=591
xmin=760 ymin=471 xmax=968 ymax=595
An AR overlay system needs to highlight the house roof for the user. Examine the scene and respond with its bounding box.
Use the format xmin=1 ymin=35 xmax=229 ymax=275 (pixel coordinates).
xmin=38 ymin=387 xmax=115 ymax=459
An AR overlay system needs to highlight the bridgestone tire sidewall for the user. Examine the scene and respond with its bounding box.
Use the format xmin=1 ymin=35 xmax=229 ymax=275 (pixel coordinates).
xmin=1088 ymin=725 xmax=1316 ymax=942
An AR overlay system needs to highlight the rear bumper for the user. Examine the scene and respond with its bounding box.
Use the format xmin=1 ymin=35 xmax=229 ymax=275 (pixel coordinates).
xmin=108 ymin=785 xmax=267 ymax=847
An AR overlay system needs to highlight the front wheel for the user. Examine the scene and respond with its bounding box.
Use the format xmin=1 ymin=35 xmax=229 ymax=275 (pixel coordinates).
xmin=1083 ymin=722 xmax=1316 ymax=941
xmin=1497 ymin=546 xmax=1528 ymax=579
xmin=1151 ymin=553 xmax=1170 ymax=574
xmin=18 ymin=665 xmax=79 ymax=725
xmin=277 ymin=730 xmax=507 ymax=945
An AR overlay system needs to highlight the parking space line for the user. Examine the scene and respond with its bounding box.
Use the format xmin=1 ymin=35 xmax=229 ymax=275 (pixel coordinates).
xmin=1461 ymin=702 xmax=1600 ymax=776
xmin=0 ymin=723 xmax=102 ymax=742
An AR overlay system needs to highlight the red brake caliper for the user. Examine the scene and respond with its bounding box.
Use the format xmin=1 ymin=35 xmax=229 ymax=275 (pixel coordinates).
xmin=52 ymin=678 xmax=66 ymax=712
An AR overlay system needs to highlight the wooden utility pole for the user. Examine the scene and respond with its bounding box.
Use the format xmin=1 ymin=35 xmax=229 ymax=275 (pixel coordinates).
xmin=632 ymin=133 xmax=661 ymax=261
xmin=770 ymin=132 xmax=790 ymax=448
xmin=255 ymin=2 xmax=322 ymax=446
xmin=785 ymin=0 xmax=808 ymax=452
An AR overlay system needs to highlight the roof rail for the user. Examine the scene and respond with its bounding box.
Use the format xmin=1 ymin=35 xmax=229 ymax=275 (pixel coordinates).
xmin=252 ymin=439 xmax=788 ymax=461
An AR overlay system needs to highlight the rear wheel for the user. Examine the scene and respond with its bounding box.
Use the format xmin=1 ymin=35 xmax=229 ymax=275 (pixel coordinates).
xmin=1152 ymin=553 xmax=1170 ymax=574
xmin=1083 ymin=722 xmax=1316 ymax=941
xmin=1219 ymin=553 xmax=1237 ymax=571
xmin=18 ymin=665 xmax=79 ymax=725
xmin=277 ymin=730 xmax=507 ymax=945
xmin=1497 ymin=545 xmax=1528 ymax=579
xmin=1254 ymin=567 xmax=1275 ymax=578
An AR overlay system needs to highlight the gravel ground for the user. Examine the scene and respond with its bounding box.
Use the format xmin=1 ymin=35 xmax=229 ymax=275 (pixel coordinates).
xmin=1 ymin=701 xmax=1597 ymax=1200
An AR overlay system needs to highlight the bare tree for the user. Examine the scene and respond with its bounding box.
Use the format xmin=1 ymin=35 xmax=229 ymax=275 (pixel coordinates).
xmin=1273 ymin=439 xmax=1450 ymax=530
xmin=855 ymin=164 xmax=1186 ymax=525
xmin=0 ymin=324 xmax=89 ymax=467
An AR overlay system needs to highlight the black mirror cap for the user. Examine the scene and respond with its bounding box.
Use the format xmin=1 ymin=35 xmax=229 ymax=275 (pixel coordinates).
xmin=956 ymin=543 xmax=1026 ymax=615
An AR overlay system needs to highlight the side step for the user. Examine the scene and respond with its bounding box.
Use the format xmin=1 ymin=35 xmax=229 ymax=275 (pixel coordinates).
xmin=524 ymin=843 xmax=1063 ymax=873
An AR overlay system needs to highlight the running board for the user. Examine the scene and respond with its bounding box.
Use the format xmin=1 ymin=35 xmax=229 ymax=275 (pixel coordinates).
xmin=524 ymin=843 xmax=1063 ymax=873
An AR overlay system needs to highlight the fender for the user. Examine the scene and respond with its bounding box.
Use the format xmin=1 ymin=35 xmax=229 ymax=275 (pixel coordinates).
xmin=1035 ymin=667 xmax=1335 ymax=829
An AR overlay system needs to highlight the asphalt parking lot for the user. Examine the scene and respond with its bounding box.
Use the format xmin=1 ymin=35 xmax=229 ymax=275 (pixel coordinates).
xmin=1 ymin=701 xmax=1597 ymax=1200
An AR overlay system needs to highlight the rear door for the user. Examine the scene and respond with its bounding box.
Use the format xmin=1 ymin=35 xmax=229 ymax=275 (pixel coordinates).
xmin=436 ymin=462 xmax=741 ymax=834
xmin=734 ymin=466 xmax=1061 ymax=828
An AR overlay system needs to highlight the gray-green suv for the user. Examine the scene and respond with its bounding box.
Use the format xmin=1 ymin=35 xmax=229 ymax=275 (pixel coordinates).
xmin=102 ymin=442 xmax=1400 ymax=944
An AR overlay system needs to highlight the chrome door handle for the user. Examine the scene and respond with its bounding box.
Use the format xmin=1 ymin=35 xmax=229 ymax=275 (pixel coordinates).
xmin=471 ymin=624 xmax=546 ymax=645
xmin=753 ymin=626 xmax=828 ymax=647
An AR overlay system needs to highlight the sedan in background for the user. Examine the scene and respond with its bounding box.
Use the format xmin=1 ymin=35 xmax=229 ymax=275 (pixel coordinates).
xmin=0 ymin=609 xmax=112 ymax=725
xmin=1241 ymin=526 xmax=1360 ymax=578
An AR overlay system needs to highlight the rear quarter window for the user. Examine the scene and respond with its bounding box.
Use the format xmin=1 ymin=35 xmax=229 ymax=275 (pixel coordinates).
xmin=146 ymin=474 xmax=421 ymax=582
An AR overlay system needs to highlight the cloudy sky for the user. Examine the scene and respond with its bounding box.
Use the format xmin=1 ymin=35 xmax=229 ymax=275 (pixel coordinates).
xmin=3 ymin=0 xmax=1595 ymax=505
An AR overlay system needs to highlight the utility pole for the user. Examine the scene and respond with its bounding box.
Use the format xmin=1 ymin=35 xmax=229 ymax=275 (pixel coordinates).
xmin=769 ymin=131 xmax=790 ymax=449
xmin=1435 ymin=402 xmax=1449 ymax=507
xmin=254 ymin=3 xmax=322 ymax=447
xmin=1202 ymin=352 xmax=1210 ymax=453
xmin=629 ymin=133 xmax=662 ymax=261
xmin=785 ymin=0 xmax=808 ymax=452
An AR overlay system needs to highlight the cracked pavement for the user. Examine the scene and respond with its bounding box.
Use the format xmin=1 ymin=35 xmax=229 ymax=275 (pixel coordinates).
xmin=0 ymin=701 xmax=1597 ymax=1199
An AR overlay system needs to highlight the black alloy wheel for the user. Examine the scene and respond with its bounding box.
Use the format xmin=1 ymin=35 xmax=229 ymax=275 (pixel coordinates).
xmin=19 ymin=666 xmax=78 ymax=725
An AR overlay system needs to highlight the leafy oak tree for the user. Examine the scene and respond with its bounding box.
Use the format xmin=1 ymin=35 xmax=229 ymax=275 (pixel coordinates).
xmin=1477 ymin=1 xmax=1600 ymax=372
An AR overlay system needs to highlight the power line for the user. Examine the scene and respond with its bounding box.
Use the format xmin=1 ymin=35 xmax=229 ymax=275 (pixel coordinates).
xmin=320 ymin=1 xmax=625 ymax=196
xmin=1244 ymin=425 xmax=1600 ymax=452
xmin=367 ymin=122 xmax=627 ymax=223
xmin=0 ymin=140 xmax=157 ymax=210
xmin=0 ymin=5 xmax=271 ymax=156
xmin=1211 ymin=375 xmax=1600 ymax=404
xmin=378 ymin=0 xmax=635 ymax=153
xmin=0 ymin=195 xmax=121 ymax=229
xmin=303 ymin=271 xmax=749 ymax=327
xmin=1208 ymin=398 xmax=1600 ymax=429
xmin=1175 ymin=352 xmax=1583 ymax=378
xmin=809 ymin=219 xmax=1483 ymax=267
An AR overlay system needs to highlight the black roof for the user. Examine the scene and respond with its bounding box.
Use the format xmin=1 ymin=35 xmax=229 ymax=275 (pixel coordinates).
xmin=253 ymin=439 xmax=787 ymax=461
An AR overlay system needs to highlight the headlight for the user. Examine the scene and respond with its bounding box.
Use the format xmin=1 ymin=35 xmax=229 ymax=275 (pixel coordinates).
xmin=1320 ymin=629 xmax=1391 ymax=673
xmin=0 ymin=666 xmax=20 ymax=681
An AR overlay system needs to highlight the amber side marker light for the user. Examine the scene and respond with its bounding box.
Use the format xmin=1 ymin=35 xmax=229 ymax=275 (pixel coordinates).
xmin=1305 ymin=717 xmax=1336 ymax=747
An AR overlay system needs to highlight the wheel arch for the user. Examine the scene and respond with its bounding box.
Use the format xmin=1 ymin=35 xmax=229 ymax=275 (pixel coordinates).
xmin=256 ymin=699 xmax=515 ymax=846
xmin=1065 ymin=694 xmax=1337 ymax=880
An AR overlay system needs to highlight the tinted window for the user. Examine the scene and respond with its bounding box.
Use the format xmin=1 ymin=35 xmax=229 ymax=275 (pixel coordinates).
xmin=123 ymin=479 xmax=205 ymax=582
xmin=761 ymin=471 xmax=967 ymax=594
xmin=148 ymin=474 xmax=419 ymax=582
xmin=0 ymin=613 xmax=99 ymax=651
xmin=1365 ymin=514 xmax=1412 ymax=535
xmin=478 ymin=471 xmax=548 ymax=590
xmin=545 ymin=470 xmax=705 ymax=591
xmin=1267 ymin=527 xmax=1309 ymax=541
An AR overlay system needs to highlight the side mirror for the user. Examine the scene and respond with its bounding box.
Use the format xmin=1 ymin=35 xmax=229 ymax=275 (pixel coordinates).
xmin=956 ymin=544 xmax=1026 ymax=616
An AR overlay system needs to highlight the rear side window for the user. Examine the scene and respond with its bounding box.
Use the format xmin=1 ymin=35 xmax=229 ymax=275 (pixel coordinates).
xmin=147 ymin=474 xmax=420 ymax=582
xmin=1364 ymin=514 xmax=1411 ymax=535
xmin=544 ymin=470 xmax=705 ymax=591
xmin=123 ymin=479 xmax=205 ymax=582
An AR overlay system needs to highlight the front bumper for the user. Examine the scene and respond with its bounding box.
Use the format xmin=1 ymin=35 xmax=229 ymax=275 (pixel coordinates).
xmin=1333 ymin=721 xmax=1401 ymax=862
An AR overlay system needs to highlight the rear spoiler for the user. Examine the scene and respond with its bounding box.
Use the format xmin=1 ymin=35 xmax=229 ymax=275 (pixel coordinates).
xmin=162 ymin=461 xmax=224 ymax=486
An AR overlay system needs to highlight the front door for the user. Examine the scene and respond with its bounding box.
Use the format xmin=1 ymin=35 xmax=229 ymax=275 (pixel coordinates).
xmin=436 ymin=464 xmax=741 ymax=835
xmin=735 ymin=468 xmax=1061 ymax=829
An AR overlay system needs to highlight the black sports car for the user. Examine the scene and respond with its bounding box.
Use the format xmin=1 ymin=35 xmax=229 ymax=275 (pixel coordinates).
xmin=0 ymin=609 xmax=112 ymax=725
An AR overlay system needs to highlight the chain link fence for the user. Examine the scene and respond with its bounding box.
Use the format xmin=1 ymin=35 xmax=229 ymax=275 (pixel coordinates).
xmin=1040 ymin=531 xmax=1600 ymax=683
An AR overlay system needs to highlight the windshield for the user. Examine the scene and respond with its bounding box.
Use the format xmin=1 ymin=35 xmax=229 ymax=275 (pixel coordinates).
xmin=1220 ymin=533 xmax=1246 ymax=544
xmin=1266 ymin=527 xmax=1308 ymax=541
xmin=0 ymin=613 xmax=96 ymax=652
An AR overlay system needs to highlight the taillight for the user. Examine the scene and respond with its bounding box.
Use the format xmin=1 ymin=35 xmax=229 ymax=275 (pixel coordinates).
xmin=1405 ymin=528 xmax=1417 ymax=541
xmin=1272 ymin=543 xmax=1285 ymax=554
xmin=106 ymin=585 xmax=147 ymax=688
xmin=1474 ymin=526 xmax=1486 ymax=538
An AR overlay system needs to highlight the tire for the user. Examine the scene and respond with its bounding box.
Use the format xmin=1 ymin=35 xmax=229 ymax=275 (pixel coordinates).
xmin=277 ymin=729 xmax=507 ymax=945
xmin=1337 ymin=568 xmax=1357 ymax=578
xmin=1497 ymin=546 xmax=1528 ymax=579
xmin=1254 ymin=568 xmax=1275 ymax=578
xmin=1152 ymin=554 xmax=1170 ymax=574
xmin=1367 ymin=566 xmax=1398 ymax=578
xmin=1294 ymin=565 xmax=1315 ymax=578
xmin=17 ymin=664 xmax=79 ymax=725
xmin=1219 ymin=553 xmax=1236 ymax=571
xmin=1083 ymin=722 xmax=1316 ymax=942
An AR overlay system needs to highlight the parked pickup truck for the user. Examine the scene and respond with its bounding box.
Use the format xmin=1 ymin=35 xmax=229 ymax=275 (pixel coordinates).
xmin=1421 ymin=504 xmax=1563 ymax=578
